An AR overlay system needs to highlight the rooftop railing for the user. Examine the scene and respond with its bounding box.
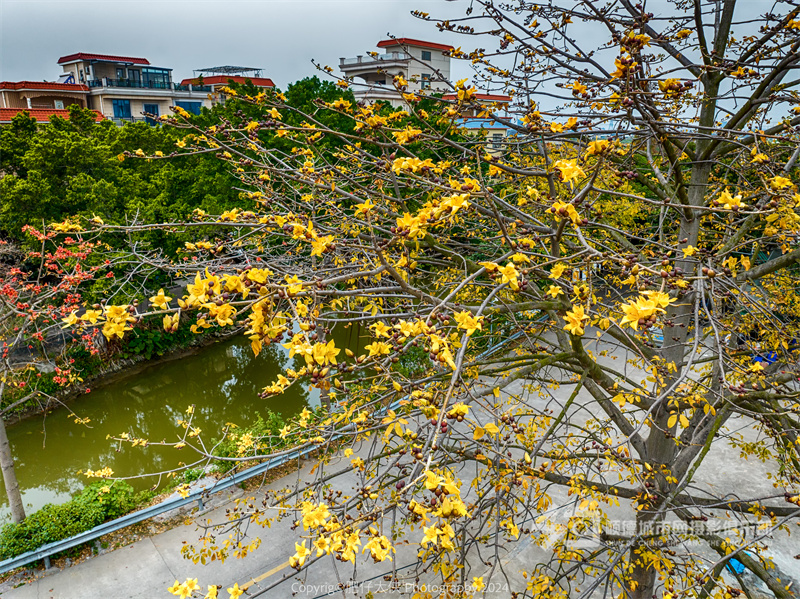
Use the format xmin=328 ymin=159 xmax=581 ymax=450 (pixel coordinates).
xmin=340 ymin=52 xmax=410 ymax=66
xmin=87 ymin=79 xmax=211 ymax=92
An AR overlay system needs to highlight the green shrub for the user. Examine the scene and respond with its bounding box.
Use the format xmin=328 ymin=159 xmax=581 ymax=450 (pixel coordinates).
xmin=0 ymin=481 xmax=153 ymax=559
xmin=80 ymin=481 xmax=152 ymax=520
xmin=0 ymin=496 xmax=103 ymax=559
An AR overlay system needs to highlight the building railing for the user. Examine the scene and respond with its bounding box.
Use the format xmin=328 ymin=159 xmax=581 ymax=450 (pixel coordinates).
xmin=87 ymin=80 xmax=212 ymax=93
xmin=340 ymin=52 xmax=410 ymax=66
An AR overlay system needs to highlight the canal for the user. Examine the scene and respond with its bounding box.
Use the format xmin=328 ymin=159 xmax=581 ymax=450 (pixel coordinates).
xmin=0 ymin=323 xmax=365 ymax=523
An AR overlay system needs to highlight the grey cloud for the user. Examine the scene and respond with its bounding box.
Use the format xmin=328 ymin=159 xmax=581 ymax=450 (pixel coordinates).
xmin=0 ymin=0 xmax=472 ymax=88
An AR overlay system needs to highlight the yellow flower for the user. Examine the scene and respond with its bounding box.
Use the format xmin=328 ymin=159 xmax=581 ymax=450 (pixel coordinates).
xmin=150 ymin=289 xmax=172 ymax=310
xmin=370 ymin=321 xmax=391 ymax=337
xmin=717 ymin=189 xmax=743 ymax=210
xmin=168 ymin=578 xmax=199 ymax=599
xmin=363 ymin=535 xmax=394 ymax=562
xmin=682 ymin=245 xmax=698 ymax=257
xmin=770 ymin=175 xmax=794 ymax=190
xmin=227 ymin=583 xmax=244 ymax=598
xmin=205 ymin=586 xmax=219 ymax=599
xmin=453 ymin=311 xmax=483 ymax=336
xmin=550 ymin=200 xmax=581 ymax=225
xmin=584 ymin=139 xmax=609 ymax=156
xmin=563 ymin=305 xmax=589 ymax=336
xmin=365 ymin=341 xmax=391 ymax=357
xmin=81 ymin=309 xmax=103 ymax=324
xmin=354 ymin=198 xmax=375 ymax=216
xmin=549 ymin=263 xmax=567 ymax=279
xmin=289 ymin=541 xmax=311 ymax=568
xmin=311 ymin=339 xmax=340 ymax=365
xmin=498 ymin=262 xmax=520 ymax=291
xmin=301 ymin=501 xmax=331 ymax=530
xmin=392 ymin=126 xmax=423 ymax=145
xmin=619 ymin=296 xmax=665 ymax=330
xmin=163 ymin=313 xmax=180 ymax=332
xmin=62 ymin=312 xmax=80 ymax=328
xmin=546 ymin=285 xmax=564 ymax=298
xmin=553 ymin=159 xmax=585 ymax=185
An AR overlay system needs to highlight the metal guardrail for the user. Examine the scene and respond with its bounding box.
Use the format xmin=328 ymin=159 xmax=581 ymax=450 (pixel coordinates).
xmin=0 ymin=443 xmax=319 ymax=573
xmin=0 ymin=326 xmax=525 ymax=574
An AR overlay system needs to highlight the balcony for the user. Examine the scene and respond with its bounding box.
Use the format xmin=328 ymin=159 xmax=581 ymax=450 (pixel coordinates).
xmin=340 ymin=52 xmax=410 ymax=75
xmin=87 ymin=79 xmax=212 ymax=93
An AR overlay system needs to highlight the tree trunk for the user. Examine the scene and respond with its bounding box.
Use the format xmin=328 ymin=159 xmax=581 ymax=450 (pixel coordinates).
xmin=0 ymin=415 xmax=25 ymax=523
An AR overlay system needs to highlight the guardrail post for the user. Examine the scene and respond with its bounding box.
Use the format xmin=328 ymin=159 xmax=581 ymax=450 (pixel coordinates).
xmin=197 ymin=496 xmax=204 ymax=511
xmin=43 ymin=556 xmax=51 ymax=570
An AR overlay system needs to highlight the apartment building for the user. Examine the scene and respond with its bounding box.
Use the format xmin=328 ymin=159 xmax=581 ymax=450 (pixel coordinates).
xmin=57 ymin=52 xmax=214 ymax=123
xmin=339 ymin=38 xmax=453 ymax=107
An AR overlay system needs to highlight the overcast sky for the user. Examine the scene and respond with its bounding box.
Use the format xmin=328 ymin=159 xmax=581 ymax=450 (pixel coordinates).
xmin=0 ymin=0 xmax=473 ymax=87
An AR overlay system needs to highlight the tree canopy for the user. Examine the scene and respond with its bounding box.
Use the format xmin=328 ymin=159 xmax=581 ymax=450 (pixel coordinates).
xmin=40 ymin=1 xmax=800 ymax=598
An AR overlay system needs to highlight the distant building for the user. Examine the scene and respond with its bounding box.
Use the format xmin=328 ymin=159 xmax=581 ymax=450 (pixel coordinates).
xmin=0 ymin=80 xmax=89 ymax=112
xmin=457 ymin=117 xmax=517 ymax=155
xmin=57 ymin=52 xmax=214 ymax=123
xmin=180 ymin=66 xmax=274 ymax=106
xmin=339 ymin=38 xmax=454 ymax=107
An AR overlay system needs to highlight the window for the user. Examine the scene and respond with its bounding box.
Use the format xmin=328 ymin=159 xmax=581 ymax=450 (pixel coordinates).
xmin=130 ymin=70 xmax=141 ymax=85
xmin=112 ymin=99 xmax=131 ymax=119
xmin=175 ymin=101 xmax=202 ymax=115
xmin=421 ymin=50 xmax=432 ymax=61
xmin=421 ymin=73 xmax=431 ymax=89
xmin=143 ymin=103 xmax=160 ymax=125
xmin=143 ymin=68 xmax=171 ymax=89
xmin=79 ymin=69 xmax=84 ymax=82
xmin=116 ymin=68 xmax=125 ymax=80
xmin=491 ymin=133 xmax=504 ymax=149
xmin=54 ymin=100 xmax=65 ymax=110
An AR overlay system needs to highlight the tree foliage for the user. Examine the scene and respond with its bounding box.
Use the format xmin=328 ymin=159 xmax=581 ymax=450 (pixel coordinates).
xmin=49 ymin=2 xmax=800 ymax=598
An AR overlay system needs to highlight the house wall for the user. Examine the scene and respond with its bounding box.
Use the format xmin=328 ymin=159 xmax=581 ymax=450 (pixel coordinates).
xmin=94 ymin=94 xmax=212 ymax=119
xmin=0 ymin=90 xmax=86 ymax=110
xmin=380 ymin=44 xmax=451 ymax=92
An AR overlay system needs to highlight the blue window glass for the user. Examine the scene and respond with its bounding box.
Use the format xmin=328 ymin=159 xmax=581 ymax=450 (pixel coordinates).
xmin=112 ymin=99 xmax=131 ymax=119
xmin=421 ymin=50 xmax=432 ymax=61
xmin=175 ymin=101 xmax=202 ymax=115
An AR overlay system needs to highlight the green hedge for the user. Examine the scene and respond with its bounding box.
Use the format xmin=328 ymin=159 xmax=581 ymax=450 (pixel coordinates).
xmin=0 ymin=481 xmax=152 ymax=560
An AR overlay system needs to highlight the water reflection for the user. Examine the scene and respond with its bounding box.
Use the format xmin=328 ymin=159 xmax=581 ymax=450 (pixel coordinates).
xmin=0 ymin=333 xmax=321 ymax=523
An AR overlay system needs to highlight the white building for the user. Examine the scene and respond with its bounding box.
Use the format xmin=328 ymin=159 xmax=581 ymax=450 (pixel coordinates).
xmin=57 ymin=52 xmax=214 ymax=124
xmin=339 ymin=38 xmax=453 ymax=107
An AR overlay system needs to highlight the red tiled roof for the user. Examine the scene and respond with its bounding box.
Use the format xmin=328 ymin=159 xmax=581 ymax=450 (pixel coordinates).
xmin=57 ymin=52 xmax=150 ymax=65
xmin=179 ymin=75 xmax=275 ymax=88
xmin=0 ymin=81 xmax=89 ymax=92
xmin=377 ymin=38 xmax=454 ymax=52
xmin=442 ymin=93 xmax=511 ymax=102
xmin=0 ymin=108 xmax=104 ymax=123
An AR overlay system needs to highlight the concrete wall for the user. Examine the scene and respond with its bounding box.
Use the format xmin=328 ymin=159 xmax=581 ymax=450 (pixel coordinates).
xmin=380 ymin=44 xmax=451 ymax=93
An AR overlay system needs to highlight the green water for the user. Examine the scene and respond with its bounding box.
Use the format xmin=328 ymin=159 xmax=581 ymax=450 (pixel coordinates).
xmin=0 ymin=324 xmax=365 ymax=523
